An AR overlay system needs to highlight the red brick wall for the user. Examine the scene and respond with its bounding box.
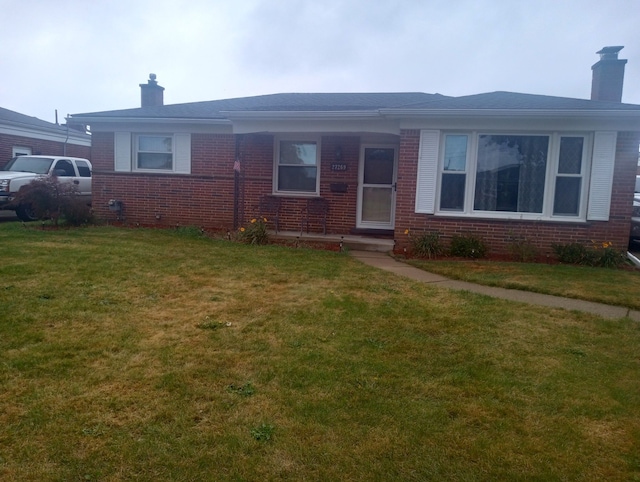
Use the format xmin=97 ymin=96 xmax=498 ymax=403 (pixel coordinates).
xmin=239 ymin=134 xmax=361 ymax=234
xmin=91 ymin=132 xmax=364 ymax=234
xmin=91 ymin=132 xmax=236 ymax=229
xmin=0 ymin=132 xmax=90 ymax=167
xmin=394 ymin=129 xmax=640 ymax=257
xmin=90 ymin=127 xmax=638 ymax=254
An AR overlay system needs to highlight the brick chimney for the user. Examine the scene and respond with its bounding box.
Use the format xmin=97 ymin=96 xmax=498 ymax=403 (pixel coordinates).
xmin=591 ymin=46 xmax=626 ymax=102
xmin=140 ymin=73 xmax=164 ymax=107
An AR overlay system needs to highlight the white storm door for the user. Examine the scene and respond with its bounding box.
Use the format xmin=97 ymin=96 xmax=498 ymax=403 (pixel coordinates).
xmin=357 ymin=146 xmax=397 ymax=229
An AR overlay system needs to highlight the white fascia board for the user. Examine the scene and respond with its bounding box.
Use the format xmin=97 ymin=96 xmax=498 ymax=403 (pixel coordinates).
xmin=0 ymin=124 xmax=91 ymax=146
xmin=69 ymin=116 xmax=232 ymax=126
xmin=381 ymin=108 xmax=640 ymax=118
xmin=85 ymin=119 xmax=234 ymax=135
xmin=221 ymin=110 xmax=381 ymax=120
xmin=231 ymin=117 xmax=401 ymax=135
xmin=394 ymin=112 xmax=640 ymax=132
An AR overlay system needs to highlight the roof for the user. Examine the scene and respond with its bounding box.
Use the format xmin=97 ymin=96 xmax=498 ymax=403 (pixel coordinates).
xmin=383 ymin=91 xmax=640 ymax=112
xmin=0 ymin=106 xmax=90 ymax=140
xmin=70 ymin=90 xmax=640 ymax=123
xmin=72 ymin=93 xmax=451 ymax=119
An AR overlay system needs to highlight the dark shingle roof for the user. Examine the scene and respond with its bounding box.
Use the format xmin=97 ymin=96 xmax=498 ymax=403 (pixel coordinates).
xmin=1 ymin=106 xmax=61 ymax=129
xmin=388 ymin=91 xmax=640 ymax=111
xmin=73 ymin=92 xmax=451 ymax=119
xmin=71 ymin=90 xmax=640 ymax=121
xmin=0 ymin=106 xmax=90 ymax=138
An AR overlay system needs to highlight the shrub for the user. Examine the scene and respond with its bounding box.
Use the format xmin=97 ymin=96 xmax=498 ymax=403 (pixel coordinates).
xmin=407 ymin=230 xmax=444 ymax=258
xmin=61 ymin=197 xmax=93 ymax=226
xmin=507 ymin=234 xmax=538 ymax=262
xmin=552 ymin=241 xmax=627 ymax=268
xmin=238 ymin=218 xmax=269 ymax=245
xmin=449 ymin=234 xmax=487 ymax=259
xmin=596 ymin=246 xmax=627 ymax=269
xmin=552 ymin=243 xmax=593 ymax=265
xmin=10 ymin=177 xmax=87 ymax=225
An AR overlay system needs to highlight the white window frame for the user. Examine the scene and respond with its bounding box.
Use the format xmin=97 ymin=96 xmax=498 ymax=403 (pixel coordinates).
xmin=551 ymin=135 xmax=589 ymax=217
xmin=273 ymin=135 xmax=321 ymax=196
xmin=12 ymin=146 xmax=32 ymax=157
xmin=134 ymin=134 xmax=174 ymax=172
xmin=434 ymin=131 xmax=592 ymax=221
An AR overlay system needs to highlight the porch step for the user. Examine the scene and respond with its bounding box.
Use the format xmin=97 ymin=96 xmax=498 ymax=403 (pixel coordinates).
xmin=269 ymin=231 xmax=395 ymax=253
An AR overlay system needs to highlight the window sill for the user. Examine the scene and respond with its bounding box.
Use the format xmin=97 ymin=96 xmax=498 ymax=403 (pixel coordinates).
xmin=433 ymin=211 xmax=587 ymax=223
xmin=272 ymin=191 xmax=320 ymax=198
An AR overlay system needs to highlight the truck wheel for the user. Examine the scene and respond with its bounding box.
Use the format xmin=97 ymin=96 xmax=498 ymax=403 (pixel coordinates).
xmin=15 ymin=204 xmax=38 ymax=222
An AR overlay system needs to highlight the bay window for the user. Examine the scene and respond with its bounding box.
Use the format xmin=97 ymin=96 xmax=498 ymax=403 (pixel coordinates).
xmin=474 ymin=135 xmax=548 ymax=213
xmin=433 ymin=132 xmax=590 ymax=219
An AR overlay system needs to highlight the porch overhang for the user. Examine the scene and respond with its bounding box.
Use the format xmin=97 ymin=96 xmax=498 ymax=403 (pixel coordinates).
xmin=222 ymin=110 xmax=402 ymax=135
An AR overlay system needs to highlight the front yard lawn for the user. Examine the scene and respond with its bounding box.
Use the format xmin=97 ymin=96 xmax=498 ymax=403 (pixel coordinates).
xmin=1 ymin=224 xmax=639 ymax=480
xmin=406 ymin=258 xmax=640 ymax=311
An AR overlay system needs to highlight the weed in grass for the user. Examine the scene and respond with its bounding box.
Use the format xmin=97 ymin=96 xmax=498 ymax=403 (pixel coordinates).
xmin=197 ymin=316 xmax=231 ymax=330
xmin=174 ymin=225 xmax=206 ymax=238
xmin=251 ymin=423 xmax=275 ymax=442
xmin=81 ymin=426 xmax=106 ymax=437
xmin=365 ymin=338 xmax=386 ymax=349
xmin=564 ymin=348 xmax=587 ymax=357
xmin=227 ymin=382 xmax=255 ymax=397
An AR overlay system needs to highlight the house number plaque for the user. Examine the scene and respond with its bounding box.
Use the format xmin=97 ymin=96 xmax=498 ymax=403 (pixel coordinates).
xmin=331 ymin=163 xmax=348 ymax=172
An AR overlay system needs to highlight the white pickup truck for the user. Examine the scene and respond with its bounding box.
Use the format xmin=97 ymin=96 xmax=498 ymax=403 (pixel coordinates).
xmin=0 ymin=155 xmax=92 ymax=221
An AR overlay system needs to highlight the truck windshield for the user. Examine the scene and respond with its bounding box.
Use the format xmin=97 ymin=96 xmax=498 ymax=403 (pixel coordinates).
xmin=2 ymin=156 xmax=54 ymax=174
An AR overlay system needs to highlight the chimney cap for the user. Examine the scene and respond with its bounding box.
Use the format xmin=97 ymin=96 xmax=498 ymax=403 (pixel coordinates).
xmin=596 ymin=46 xmax=624 ymax=60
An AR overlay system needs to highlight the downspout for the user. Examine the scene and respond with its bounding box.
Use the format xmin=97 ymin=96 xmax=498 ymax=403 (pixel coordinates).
xmin=233 ymin=134 xmax=244 ymax=229
xmin=57 ymin=109 xmax=69 ymax=156
xmin=63 ymin=120 xmax=69 ymax=156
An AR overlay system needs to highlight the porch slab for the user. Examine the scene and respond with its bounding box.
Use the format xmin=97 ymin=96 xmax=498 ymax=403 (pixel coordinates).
xmin=269 ymin=231 xmax=395 ymax=252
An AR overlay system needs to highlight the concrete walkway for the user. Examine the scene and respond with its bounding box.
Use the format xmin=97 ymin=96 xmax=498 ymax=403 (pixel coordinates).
xmin=350 ymin=250 xmax=640 ymax=321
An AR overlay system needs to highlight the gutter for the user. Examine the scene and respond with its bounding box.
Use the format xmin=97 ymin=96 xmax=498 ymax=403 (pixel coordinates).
xmin=220 ymin=110 xmax=382 ymax=120
xmin=2 ymin=118 xmax=90 ymax=140
xmin=379 ymin=108 xmax=640 ymax=119
xmin=67 ymin=115 xmax=233 ymax=125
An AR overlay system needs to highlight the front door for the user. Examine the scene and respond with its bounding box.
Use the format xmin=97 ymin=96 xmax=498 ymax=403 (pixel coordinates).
xmin=357 ymin=146 xmax=397 ymax=230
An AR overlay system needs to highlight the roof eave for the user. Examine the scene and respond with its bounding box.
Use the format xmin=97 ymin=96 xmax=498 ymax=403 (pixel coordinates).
xmin=68 ymin=115 xmax=232 ymax=125
xmin=2 ymin=119 xmax=89 ymax=139
xmin=220 ymin=110 xmax=381 ymax=120
xmin=380 ymin=108 xmax=640 ymax=119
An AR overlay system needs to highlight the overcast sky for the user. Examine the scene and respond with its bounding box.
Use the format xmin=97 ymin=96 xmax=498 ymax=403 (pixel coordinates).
xmin=2 ymin=0 xmax=640 ymax=123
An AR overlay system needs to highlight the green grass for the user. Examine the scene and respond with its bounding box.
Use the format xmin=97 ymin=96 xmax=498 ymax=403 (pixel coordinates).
xmin=406 ymin=258 xmax=640 ymax=311
xmin=1 ymin=223 xmax=639 ymax=480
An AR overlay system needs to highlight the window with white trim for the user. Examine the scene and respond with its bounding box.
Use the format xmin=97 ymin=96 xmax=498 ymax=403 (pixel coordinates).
xmin=136 ymin=134 xmax=173 ymax=171
xmin=433 ymin=132 xmax=590 ymax=220
xmin=274 ymin=137 xmax=320 ymax=194
xmin=12 ymin=146 xmax=32 ymax=157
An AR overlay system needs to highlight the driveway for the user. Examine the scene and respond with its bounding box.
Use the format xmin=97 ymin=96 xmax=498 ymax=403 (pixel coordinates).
xmin=0 ymin=211 xmax=18 ymax=222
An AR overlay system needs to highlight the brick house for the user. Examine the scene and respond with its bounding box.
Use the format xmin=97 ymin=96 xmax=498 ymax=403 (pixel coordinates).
xmin=70 ymin=47 xmax=640 ymax=256
xmin=0 ymin=107 xmax=91 ymax=164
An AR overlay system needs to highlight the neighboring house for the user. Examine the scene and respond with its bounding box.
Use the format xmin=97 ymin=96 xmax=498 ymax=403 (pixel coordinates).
xmin=0 ymin=107 xmax=91 ymax=165
xmin=70 ymin=47 xmax=640 ymax=256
